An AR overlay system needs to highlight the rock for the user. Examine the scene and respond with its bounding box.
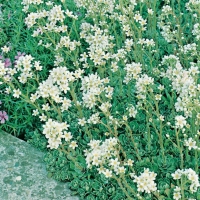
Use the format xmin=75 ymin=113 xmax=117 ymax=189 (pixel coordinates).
xmin=0 ymin=131 xmax=79 ymax=200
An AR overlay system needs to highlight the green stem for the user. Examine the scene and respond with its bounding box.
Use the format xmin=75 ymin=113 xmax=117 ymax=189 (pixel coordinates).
xmin=180 ymin=177 xmax=185 ymax=200
xmin=113 ymin=176 xmax=132 ymax=200
xmin=146 ymin=115 xmax=151 ymax=151
xmin=69 ymin=83 xmax=92 ymax=139
xmin=47 ymin=98 xmax=62 ymax=122
xmin=176 ymin=129 xmax=183 ymax=169
xmin=124 ymin=123 xmax=141 ymax=161
xmin=121 ymin=176 xmax=141 ymax=198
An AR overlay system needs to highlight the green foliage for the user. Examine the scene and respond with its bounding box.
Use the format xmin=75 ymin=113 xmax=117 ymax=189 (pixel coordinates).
xmin=0 ymin=0 xmax=199 ymax=200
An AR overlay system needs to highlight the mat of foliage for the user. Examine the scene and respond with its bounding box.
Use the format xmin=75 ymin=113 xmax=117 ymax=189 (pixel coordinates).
xmin=0 ymin=0 xmax=199 ymax=200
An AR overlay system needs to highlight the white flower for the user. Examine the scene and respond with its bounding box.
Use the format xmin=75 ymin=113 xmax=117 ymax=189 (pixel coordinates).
xmin=122 ymin=115 xmax=128 ymax=121
xmin=99 ymin=102 xmax=112 ymax=113
xmin=88 ymin=140 xmax=100 ymax=149
xmin=166 ymin=134 xmax=170 ymax=138
xmin=78 ymin=118 xmax=86 ymax=126
xmin=109 ymin=158 xmax=120 ymax=168
xmin=103 ymin=169 xmax=112 ymax=178
xmin=116 ymin=166 xmax=126 ymax=174
xmin=1 ymin=45 xmax=10 ymax=53
xmin=172 ymin=169 xmax=200 ymax=193
xmin=159 ymin=115 xmax=164 ymax=121
xmin=126 ymin=159 xmax=134 ymax=166
xmin=97 ymin=166 xmax=105 ymax=174
xmin=42 ymin=103 xmax=50 ymax=111
xmin=84 ymin=137 xmax=118 ymax=170
xmin=63 ymin=131 xmax=72 ymax=142
xmin=128 ymin=106 xmax=137 ymax=118
xmin=174 ymin=186 xmax=181 ymax=192
xmin=39 ymin=114 xmax=47 ymax=122
xmin=13 ymin=89 xmax=21 ymax=98
xmin=34 ymin=61 xmax=42 ymax=70
xmin=185 ymin=138 xmax=197 ymax=150
xmin=30 ymin=93 xmax=38 ymax=103
xmin=147 ymin=8 xmax=154 ymax=15
xmin=134 ymin=13 xmax=142 ymax=22
xmin=46 ymin=1 xmax=53 ymax=6
xmin=155 ymin=94 xmax=162 ymax=101
xmin=172 ymin=170 xmax=182 ymax=180
xmin=32 ymin=109 xmax=39 ymax=116
xmin=173 ymin=192 xmax=181 ymax=200
xmin=175 ymin=115 xmax=187 ymax=129
xmin=87 ymin=113 xmax=100 ymax=124
xmin=5 ymin=87 xmax=11 ymax=94
xmin=158 ymin=85 xmax=164 ymax=91
xmin=69 ymin=141 xmax=78 ymax=149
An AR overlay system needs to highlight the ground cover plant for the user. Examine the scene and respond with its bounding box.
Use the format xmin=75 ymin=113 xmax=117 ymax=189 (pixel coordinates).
xmin=0 ymin=0 xmax=55 ymax=137
xmin=0 ymin=0 xmax=200 ymax=199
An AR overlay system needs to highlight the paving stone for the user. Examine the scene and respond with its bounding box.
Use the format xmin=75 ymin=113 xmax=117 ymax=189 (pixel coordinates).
xmin=0 ymin=131 xmax=79 ymax=200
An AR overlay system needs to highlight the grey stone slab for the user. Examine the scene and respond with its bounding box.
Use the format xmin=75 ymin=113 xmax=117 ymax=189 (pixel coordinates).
xmin=0 ymin=131 xmax=79 ymax=200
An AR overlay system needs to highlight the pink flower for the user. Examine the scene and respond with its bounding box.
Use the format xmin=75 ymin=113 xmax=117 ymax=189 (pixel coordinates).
xmin=15 ymin=52 xmax=25 ymax=60
xmin=4 ymin=58 xmax=11 ymax=67
xmin=14 ymin=52 xmax=26 ymax=65
xmin=0 ymin=111 xmax=8 ymax=123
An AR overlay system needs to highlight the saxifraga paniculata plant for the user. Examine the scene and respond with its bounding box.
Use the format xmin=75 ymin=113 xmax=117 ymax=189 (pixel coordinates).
xmin=0 ymin=0 xmax=200 ymax=199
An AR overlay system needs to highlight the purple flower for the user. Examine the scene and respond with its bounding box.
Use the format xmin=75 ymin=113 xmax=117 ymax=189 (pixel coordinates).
xmin=4 ymin=58 xmax=12 ymax=67
xmin=15 ymin=52 xmax=25 ymax=60
xmin=0 ymin=111 xmax=8 ymax=124
xmin=0 ymin=55 xmax=3 ymax=60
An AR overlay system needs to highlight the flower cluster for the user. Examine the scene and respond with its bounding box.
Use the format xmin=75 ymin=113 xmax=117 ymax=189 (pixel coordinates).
xmin=21 ymin=0 xmax=43 ymax=7
xmin=135 ymin=74 xmax=154 ymax=100
xmin=192 ymin=23 xmax=200 ymax=40
xmin=180 ymin=43 xmax=197 ymax=56
xmin=55 ymin=36 xmax=80 ymax=52
xmin=0 ymin=60 xmax=7 ymax=77
xmin=163 ymin=56 xmax=199 ymax=118
xmin=81 ymin=73 xmax=113 ymax=108
xmin=124 ymin=62 xmax=142 ymax=83
xmin=186 ymin=0 xmax=200 ymax=12
xmin=74 ymin=0 xmax=115 ymax=16
xmin=32 ymin=66 xmax=76 ymax=104
xmin=42 ymin=118 xmax=77 ymax=150
xmin=157 ymin=5 xmax=176 ymax=43
xmin=87 ymin=113 xmax=100 ymax=125
xmin=173 ymin=186 xmax=181 ymax=200
xmin=0 ymin=0 xmax=198 ymax=199
xmin=15 ymin=55 xmax=36 ymax=84
xmin=132 ymin=168 xmax=157 ymax=194
xmin=80 ymin=23 xmax=113 ymax=66
xmin=0 ymin=52 xmax=26 ymax=83
xmin=1 ymin=54 xmax=38 ymax=85
xmin=84 ymin=138 xmax=129 ymax=177
xmin=137 ymin=38 xmax=155 ymax=48
xmin=172 ymin=168 xmax=200 ymax=194
xmin=175 ymin=115 xmax=187 ymax=129
xmin=127 ymin=105 xmax=137 ymax=118
xmin=24 ymin=4 xmax=66 ymax=28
